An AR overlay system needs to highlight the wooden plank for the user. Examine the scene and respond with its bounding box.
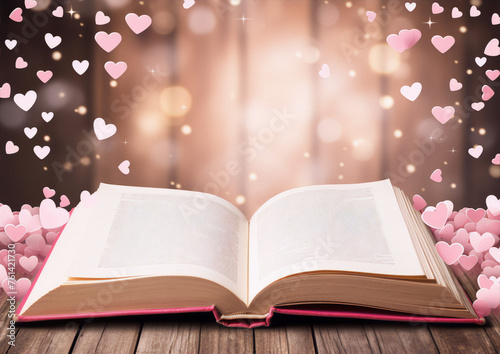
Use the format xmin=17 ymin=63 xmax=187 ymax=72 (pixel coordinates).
xmin=284 ymin=326 xmax=315 ymax=354
xmin=367 ymin=322 xmax=438 ymax=354
xmin=429 ymin=326 xmax=496 ymax=354
xmin=313 ymin=323 xmax=380 ymax=353
xmin=0 ymin=293 xmax=19 ymax=353
xmin=254 ymin=326 xmax=288 ymax=353
xmin=199 ymin=322 xmax=253 ymax=353
xmin=72 ymin=319 xmax=140 ymax=354
xmin=135 ymin=321 xmax=200 ymax=353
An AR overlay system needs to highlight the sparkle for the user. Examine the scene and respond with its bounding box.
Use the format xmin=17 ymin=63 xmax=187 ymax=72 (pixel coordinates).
xmin=235 ymin=14 xmax=252 ymax=26
xmin=424 ymin=17 xmax=436 ymax=29
xmin=67 ymin=6 xmax=78 ymax=18
xmin=123 ymin=140 xmax=129 ymax=145
xmin=449 ymin=147 xmax=457 ymax=154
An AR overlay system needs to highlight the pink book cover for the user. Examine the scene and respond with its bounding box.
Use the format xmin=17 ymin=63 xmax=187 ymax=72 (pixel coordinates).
xmin=16 ymin=212 xmax=485 ymax=328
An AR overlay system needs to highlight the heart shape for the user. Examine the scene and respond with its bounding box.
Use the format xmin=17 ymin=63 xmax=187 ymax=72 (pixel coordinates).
xmin=458 ymin=254 xmax=478 ymax=271
xmin=422 ymin=202 xmax=448 ymax=229
xmin=10 ymin=8 xmax=23 ymax=23
xmin=468 ymin=145 xmax=483 ymax=159
xmin=452 ymin=7 xmax=463 ymax=18
xmin=449 ymin=78 xmax=462 ymax=91
xmin=15 ymin=57 xmax=28 ymax=69
xmin=24 ymin=127 xmax=37 ymax=139
xmin=37 ymin=70 xmax=53 ymax=83
xmin=470 ymin=5 xmax=481 ymax=17
xmin=19 ymin=255 xmax=38 ymax=272
xmin=5 ymin=224 xmax=27 ymax=243
xmin=25 ymin=234 xmax=46 ymax=252
xmin=366 ymin=11 xmax=376 ymax=22
xmin=0 ymin=205 xmax=16 ymax=228
xmin=486 ymin=69 xmax=500 ymax=81
xmin=482 ymin=85 xmax=494 ymax=101
xmin=25 ymin=0 xmax=37 ymax=9
xmin=33 ymin=145 xmax=50 ymax=160
xmin=80 ymin=190 xmax=98 ymax=207
xmin=431 ymin=35 xmax=455 ymax=53
xmin=72 ymin=60 xmax=89 ymax=75
xmin=484 ymin=38 xmax=500 ymax=57
xmin=431 ymin=2 xmax=444 ymax=14
xmin=412 ymin=194 xmax=426 ymax=211
xmin=52 ymin=6 xmax=63 ymax=18
xmin=431 ymin=106 xmax=454 ymax=124
xmin=492 ymin=154 xmax=500 ymax=165
xmin=471 ymin=102 xmax=485 ymax=111
xmin=486 ymin=195 xmax=500 ymax=216
xmin=478 ymin=274 xmax=494 ymax=289
xmin=5 ymin=141 xmax=19 ymax=155
xmin=405 ymin=2 xmax=416 ymax=12
xmin=400 ymin=82 xmax=422 ymax=101
xmin=5 ymin=39 xmax=17 ymax=50
xmin=14 ymin=90 xmax=37 ymax=112
xmin=386 ymin=29 xmax=421 ymax=53
xmin=492 ymin=13 xmax=500 ymax=26
xmin=183 ymin=0 xmax=195 ymax=9
xmin=42 ymin=112 xmax=54 ymax=122
xmin=125 ymin=13 xmax=152 ymax=34
xmin=470 ymin=232 xmax=495 ymax=252
xmin=473 ymin=299 xmax=491 ymax=317
xmin=43 ymin=187 xmax=56 ymax=198
xmin=59 ymin=195 xmax=70 ymax=208
xmin=454 ymin=212 xmax=469 ymax=229
xmin=45 ymin=33 xmax=62 ymax=49
xmin=0 ymin=83 xmax=11 ymax=98
xmin=490 ymin=247 xmax=500 ymax=263
xmin=104 ymin=61 xmax=128 ymax=79
xmin=430 ymin=168 xmax=442 ymax=183
xmin=435 ymin=241 xmax=464 ymax=265
xmin=434 ymin=223 xmax=455 ymax=242
xmin=39 ymin=199 xmax=69 ymax=230
xmin=118 ymin=160 xmax=131 ymax=175
xmin=19 ymin=209 xmax=42 ymax=233
xmin=95 ymin=31 xmax=122 ymax=53
xmin=318 ymin=64 xmax=330 ymax=79
xmin=484 ymin=266 xmax=500 ymax=278
xmin=95 ymin=11 xmax=111 ymax=25
xmin=475 ymin=57 xmax=487 ymax=67
xmin=466 ymin=208 xmax=486 ymax=223
xmin=451 ymin=228 xmax=469 ymax=246
xmin=476 ymin=283 xmax=500 ymax=309
xmin=93 ymin=118 xmax=117 ymax=140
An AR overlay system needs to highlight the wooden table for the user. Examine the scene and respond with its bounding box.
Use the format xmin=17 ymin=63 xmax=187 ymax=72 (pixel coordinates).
xmin=1 ymin=273 xmax=499 ymax=353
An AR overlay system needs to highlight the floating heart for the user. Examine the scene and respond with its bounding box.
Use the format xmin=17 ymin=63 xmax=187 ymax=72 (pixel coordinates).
xmin=478 ymin=274 xmax=494 ymax=289
xmin=19 ymin=209 xmax=42 ymax=232
xmin=431 ymin=106 xmax=454 ymax=124
xmin=183 ymin=0 xmax=195 ymax=9
xmin=14 ymin=90 xmax=37 ymax=111
xmin=452 ymin=7 xmax=463 ymax=18
xmin=59 ymin=195 xmax=70 ymax=208
xmin=37 ymin=70 xmax=53 ymax=83
xmin=400 ymin=82 xmax=422 ymax=101
xmin=435 ymin=223 xmax=455 ymax=242
xmin=449 ymin=78 xmax=462 ymax=91
xmin=470 ymin=5 xmax=481 ymax=17
xmin=42 ymin=111 xmax=54 ymax=122
xmin=430 ymin=169 xmax=443 ymax=183
xmin=484 ymin=38 xmax=500 ymax=57
xmin=431 ymin=35 xmax=455 ymax=53
xmin=5 ymin=39 xmax=17 ymax=50
xmin=52 ymin=6 xmax=63 ymax=18
xmin=10 ymin=8 xmax=23 ymax=23
xmin=432 ymin=2 xmax=444 ymax=14
xmin=318 ymin=64 xmax=330 ymax=79
xmin=39 ymin=199 xmax=69 ymax=229
xmin=0 ymin=83 xmax=11 ymax=98
xmin=412 ymin=194 xmax=427 ymax=211
xmin=470 ymin=232 xmax=495 ymax=253
xmin=422 ymin=202 xmax=449 ymax=229
xmin=493 ymin=13 xmax=500 ymax=26
xmin=492 ymin=154 xmax=500 ymax=165
xmin=405 ymin=2 xmax=416 ymax=12
xmin=471 ymin=102 xmax=485 ymax=111
xmin=366 ymin=11 xmax=376 ymax=22
xmin=490 ymin=247 xmax=500 ymax=263
xmin=95 ymin=31 xmax=122 ymax=53
xmin=5 ymin=141 xmax=19 ymax=155
xmin=486 ymin=69 xmax=500 ymax=81
xmin=33 ymin=145 xmax=50 ymax=160
xmin=118 ymin=160 xmax=131 ymax=175
xmin=484 ymin=266 xmax=500 ymax=278
xmin=5 ymin=224 xmax=27 ymax=243
xmin=25 ymin=234 xmax=46 ymax=252
xmin=19 ymin=255 xmax=38 ymax=272
xmin=45 ymin=33 xmax=62 ymax=49
xmin=95 ymin=11 xmax=110 ymax=25
xmin=24 ymin=127 xmax=37 ymax=139
xmin=93 ymin=118 xmax=117 ymax=140
xmin=451 ymin=228 xmax=469 ymax=245
xmin=482 ymin=85 xmax=494 ymax=101
xmin=386 ymin=29 xmax=421 ymax=53
xmin=466 ymin=208 xmax=486 ymax=223
xmin=72 ymin=60 xmax=89 ymax=75
xmin=45 ymin=231 xmax=58 ymax=245
xmin=486 ymin=195 xmax=500 ymax=216
xmin=125 ymin=13 xmax=152 ymax=34
xmin=25 ymin=0 xmax=37 ymax=9
xmin=15 ymin=57 xmax=28 ymax=69
xmin=475 ymin=57 xmax=487 ymax=67
xmin=458 ymin=254 xmax=478 ymax=271
xmin=468 ymin=145 xmax=483 ymax=159
xmin=476 ymin=283 xmax=500 ymax=309
xmin=473 ymin=299 xmax=491 ymax=317
xmin=454 ymin=213 xmax=469 ymax=229
xmin=104 ymin=61 xmax=127 ymax=79
xmin=435 ymin=241 xmax=464 ymax=265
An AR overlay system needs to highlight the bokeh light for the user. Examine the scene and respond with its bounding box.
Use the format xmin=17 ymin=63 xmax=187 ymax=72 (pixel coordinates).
xmin=152 ymin=11 xmax=176 ymax=35
xmin=160 ymin=86 xmax=192 ymax=121
xmin=369 ymin=44 xmax=401 ymax=74
xmin=379 ymin=95 xmax=394 ymax=109
xmin=188 ymin=6 xmax=216 ymax=35
xmin=317 ymin=118 xmax=342 ymax=142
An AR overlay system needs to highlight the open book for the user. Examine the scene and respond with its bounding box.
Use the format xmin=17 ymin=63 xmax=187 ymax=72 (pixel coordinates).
xmin=17 ymin=180 xmax=482 ymax=326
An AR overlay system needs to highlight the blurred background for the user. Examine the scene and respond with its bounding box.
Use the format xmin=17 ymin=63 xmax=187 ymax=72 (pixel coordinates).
xmin=0 ymin=0 xmax=499 ymax=217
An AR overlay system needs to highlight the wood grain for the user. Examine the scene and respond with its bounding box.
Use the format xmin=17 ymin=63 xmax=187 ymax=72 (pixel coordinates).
xmin=314 ymin=323 xmax=381 ymax=354
xmin=199 ymin=322 xmax=253 ymax=353
xmin=136 ymin=321 xmax=200 ymax=353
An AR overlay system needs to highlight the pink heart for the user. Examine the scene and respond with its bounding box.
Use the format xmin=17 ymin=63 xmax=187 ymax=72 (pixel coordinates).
xmin=484 ymin=38 xmax=500 ymax=57
xmin=386 ymin=29 xmax=421 ymax=53
xmin=470 ymin=232 xmax=496 ymax=252
xmin=449 ymin=78 xmax=462 ymax=91
xmin=492 ymin=154 xmax=500 ymax=165
xmin=490 ymin=247 xmax=500 ymax=263
xmin=39 ymin=199 xmax=69 ymax=230
xmin=452 ymin=7 xmax=463 ymax=18
xmin=468 ymin=145 xmax=483 ymax=159
xmin=18 ymin=209 xmax=42 ymax=233
xmin=476 ymin=283 xmax=500 ymax=309
xmin=422 ymin=202 xmax=449 ymax=229
xmin=19 ymin=255 xmax=38 ymax=272
xmin=431 ymin=2 xmax=444 ymax=14
xmin=45 ymin=231 xmax=59 ymax=245
xmin=471 ymin=102 xmax=485 ymax=111
xmin=454 ymin=212 xmax=469 ymax=228
xmin=486 ymin=195 xmax=500 ymax=216
xmin=118 ymin=160 xmax=131 ymax=175
xmin=466 ymin=208 xmax=486 ymax=224
xmin=5 ymin=141 xmax=19 ymax=155
xmin=15 ymin=57 xmax=28 ymax=69
xmin=470 ymin=5 xmax=481 ymax=17
xmin=478 ymin=274 xmax=494 ymax=289
xmin=484 ymin=266 xmax=500 ymax=278
xmin=486 ymin=69 xmax=500 ymax=81
xmin=400 ymin=82 xmax=422 ymax=101
xmin=451 ymin=228 xmax=469 ymax=246
xmin=366 ymin=11 xmax=376 ymax=22
xmin=9 ymin=8 xmax=23 ymax=22
xmin=0 ymin=232 xmax=11 ymax=247
xmin=95 ymin=31 xmax=122 ymax=53
xmin=5 ymin=224 xmax=27 ymax=243
xmin=493 ymin=13 xmax=500 ymax=26
xmin=125 ymin=13 xmax=152 ymax=34
xmin=412 ymin=194 xmax=427 ymax=211
xmin=52 ymin=6 xmax=63 ymax=18
xmin=104 ymin=61 xmax=128 ymax=79
xmin=43 ymin=187 xmax=56 ymax=198
xmin=80 ymin=190 xmax=98 ymax=207
xmin=430 ymin=169 xmax=442 ymax=182
xmin=435 ymin=241 xmax=464 ymax=265
xmin=36 ymin=70 xmax=53 ymax=83
xmin=482 ymin=85 xmax=495 ymax=101
xmin=2 ymin=277 xmax=31 ymax=300
xmin=464 ymin=222 xmax=476 ymax=232
xmin=0 ymin=83 xmax=11 ymax=98
xmin=473 ymin=299 xmax=491 ymax=317
xmin=458 ymin=254 xmax=478 ymax=271
xmin=25 ymin=234 xmax=46 ymax=252
xmin=434 ymin=223 xmax=455 ymax=242
xmin=59 ymin=195 xmax=70 ymax=208
xmin=431 ymin=35 xmax=455 ymax=53
xmin=95 ymin=11 xmax=110 ymax=25
xmin=431 ymin=106 xmax=454 ymax=124
xmin=25 ymin=0 xmax=37 ymax=9
xmin=0 ymin=205 xmax=16 ymax=228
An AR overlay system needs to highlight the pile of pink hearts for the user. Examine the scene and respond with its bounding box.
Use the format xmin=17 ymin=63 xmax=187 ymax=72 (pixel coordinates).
xmin=0 ymin=187 xmax=70 ymax=302
xmin=416 ymin=194 xmax=500 ymax=317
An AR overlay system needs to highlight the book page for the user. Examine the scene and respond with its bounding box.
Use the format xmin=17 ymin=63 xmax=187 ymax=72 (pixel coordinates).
xmin=248 ymin=180 xmax=424 ymax=302
xmin=68 ymin=184 xmax=248 ymax=302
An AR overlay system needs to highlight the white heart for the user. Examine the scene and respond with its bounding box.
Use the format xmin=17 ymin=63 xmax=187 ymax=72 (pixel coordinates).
xmin=183 ymin=0 xmax=195 ymax=9
xmin=400 ymin=82 xmax=422 ymax=101
xmin=95 ymin=11 xmax=111 ymax=25
xmin=475 ymin=57 xmax=487 ymax=67
xmin=318 ymin=64 xmax=330 ymax=79
xmin=486 ymin=195 xmax=500 ymax=216
xmin=14 ymin=90 xmax=37 ymax=111
xmin=44 ymin=33 xmax=62 ymax=49
xmin=5 ymin=39 xmax=17 ymax=50
xmin=33 ymin=145 xmax=50 ymax=160
xmin=93 ymin=118 xmax=117 ymax=140
xmin=468 ymin=145 xmax=483 ymax=159
xmin=72 ymin=60 xmax=90 ymax=75
xmin=42 ymin=112 xmax=54 ymax=122
xmin=118 ymin=160 xmax=130 ymax=175
xmin=405 ymin=2 xmax=416 ymax=12
xmin=52 ymin=6 xmax=63 ymax=18
xmin=24 ymin=127 xmax=37 ymax=139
